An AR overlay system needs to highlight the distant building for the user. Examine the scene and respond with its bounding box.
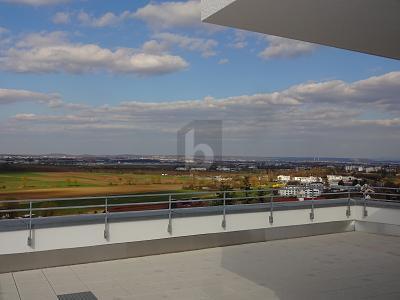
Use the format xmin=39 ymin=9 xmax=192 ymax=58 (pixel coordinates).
xmin=345 ymin=165 xmax=358 ymax=172
xmin=327 ymin=175 xmax=343 ymax=182
xmin=293 ymin=176 xmax=322 ymax=184
xmin=190 ymin=167 xmax=207 ymax=171
xmin=309 ymin=182 xmax=324 ymax=191
xmin=345 ymin=165 xmax=382 ymax=173
xmin=299 ymin=188 xmax=322 ymax=198
xmin=327 ymin=175 xmax=358 ymax=185
xmin=278 ymin=186 xmax=322 ymax=198
xmin=365 ymin=166 xmax=381 ymax=173
xmin=176 ymin=167 xmax=187 ymax=171
xmin=278 ymin=186 xmax=299 ymax=196
xmin=277 ymin=175 xmax=291 ymax=182
xmin=216 ymin=166 xmax=232 ymax=172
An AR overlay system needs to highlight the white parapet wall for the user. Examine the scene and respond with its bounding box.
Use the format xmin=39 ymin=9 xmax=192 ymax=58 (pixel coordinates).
xmin=0 ymin=205 xmax=390 ymax=255
xmin=354 ymin=205 xmax=400 ymax=236
xmin=0 ymin=203 xmax=399 ymax=272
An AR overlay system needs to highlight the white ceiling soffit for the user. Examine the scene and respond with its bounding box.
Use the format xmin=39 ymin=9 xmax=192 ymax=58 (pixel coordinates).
xmin=202 ymin=0 xmax=400 ymax=60
xmin=201 ymin=0 xmax=236 ymax=20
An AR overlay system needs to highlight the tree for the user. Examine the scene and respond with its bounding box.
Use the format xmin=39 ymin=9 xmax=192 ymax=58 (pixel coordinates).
xmin=249 ymin=176 xmax=259 ymax=188
xmin=217 ymin=184 xmax=234 ymax=205
xmin=242 ymin=176 xmax=251 ymax=190
xmin=257 ymin=190 xmax=267 ymax=203
xmin=3 ymin=202 xmax=19 ymax=219
xmin=384 ymin=179 xmax=398 ymax=188
xmin=39 ymin=201 xmax=57 ymax=217
xmin=242 ymin=176 xmax=252 ymax=203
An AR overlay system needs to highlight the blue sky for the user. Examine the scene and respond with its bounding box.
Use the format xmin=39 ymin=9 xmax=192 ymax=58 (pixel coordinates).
xmin=1 ymin=0 xmax=400 ymax=158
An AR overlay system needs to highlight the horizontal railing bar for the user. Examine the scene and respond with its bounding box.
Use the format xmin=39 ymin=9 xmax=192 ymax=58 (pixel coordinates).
xmin=0 ymin=196 xmax=365 ymax=214
xmin=0 ymin=190 xmax=236 ymax=203
xmin=1 ymin=189 xmax=397 ymax=216
xmin=0 ymin=187 xmax=368 ymax=205
xmin=0 ymin=204 xmax=106 ymax=213
xmin=2 ymin=187 xmax=398 ymax=205
xmin=370 ymin=192 xmax=400 ymax=197
xmin=0 ymin=195 xmax=267 ymax=213
xmin=318 ymin=191 xmax=356 ymax=196
xmin=371 ymin=186 xmax=400 ymax=190
xmin=369 ymin=198 xmax=400 ymax=203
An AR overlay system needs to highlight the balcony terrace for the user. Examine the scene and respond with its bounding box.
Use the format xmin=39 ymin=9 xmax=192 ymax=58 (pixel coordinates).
xmin=0 ymin=188 xmax=399 ymax=299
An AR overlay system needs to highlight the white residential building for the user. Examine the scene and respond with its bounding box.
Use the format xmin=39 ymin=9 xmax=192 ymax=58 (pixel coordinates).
xmin=299 ymin=188 xmax=322 ymax=198
xmin=278 ymin=186 xmax=322 ymax=198
xmin=190 ymin=167 xmax=207 ymax=171
xmin=293 ymin=176 xmax=323 ymax=184
xmin=277 ymin=175 xmax=291 ymax=182
xmin=327 ymin=175 xmax=358 ymax=185
xmin=365 ymin=166 xmax=382 ymax=173
xmin=278 ymin=186 xmax=299 ymax=197
xmin=216 ymin=167 xmax=232 ymax=172
xmin=327 ymin=175 xmax=343 ymax=182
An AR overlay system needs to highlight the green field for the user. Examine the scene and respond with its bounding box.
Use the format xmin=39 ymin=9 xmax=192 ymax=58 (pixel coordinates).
xmin=0 ymin=170 xmax=274 ymax=218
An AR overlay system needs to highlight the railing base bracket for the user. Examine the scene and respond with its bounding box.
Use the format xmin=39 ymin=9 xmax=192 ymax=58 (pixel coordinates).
xmin=221 ymin=219 xmax=226 ymax=229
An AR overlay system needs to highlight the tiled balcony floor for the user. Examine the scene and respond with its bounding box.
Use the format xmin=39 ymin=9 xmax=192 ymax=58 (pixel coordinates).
xmin=1 ymin=232 xmax=400 ymax=300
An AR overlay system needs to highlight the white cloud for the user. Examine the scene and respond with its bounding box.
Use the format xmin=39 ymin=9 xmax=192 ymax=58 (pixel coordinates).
xmin=0 ymin=27 xmax=11 ymax=47
xmin=1 ymin=0 xmax=68 ymax=5
xmin=15 ymin=31 xmax=67 ymax=48
xmin=44 ymin=1 xmax=220 ymax=32
xmin=353 ymin=118 xmax=400 ymax=127
xmin=218 ymin=58 xmax=229 ymax=64
xmin=52 ymin=12 xmax=70 ymax=24
xmin=259 ymin=36 xmax=317 ymax=60
xmin=7 ymin=71 xmax=400 ymax=129
xmin=0 ymin=32 xmax=189 ymax=75
xmin=149 ymin=32 xmax=218 ymax=57
xmin=288 ymin=71 xmax=400 ymax=112
xmin=134 ymin=0 xmax=201 ymax=29
xmin=3 ymin=71 xmax=400 ymax=157
xmin=230 ymin=30 xmax=249 ymax=49
xmin=0 ymin=88 xmax=62 ymax=107
xmin=0 ymin=27 xmax=8 ymax=35
xmin=77 ymin=11 xmax=132 ymax=28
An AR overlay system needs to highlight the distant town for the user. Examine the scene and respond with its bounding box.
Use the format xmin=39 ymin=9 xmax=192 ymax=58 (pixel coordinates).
xmin=0 ymin=153 xmax=399 ymax=171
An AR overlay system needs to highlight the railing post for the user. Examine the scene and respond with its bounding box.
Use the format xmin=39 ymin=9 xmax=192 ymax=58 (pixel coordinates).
xmin=269 ymin=195 xmax=274 ymax=224
xmin=221 ymin=192 xmax=226 ymax=229
xmin=310 ymin=190 xmax=315 ymax=221
xmin=27 ymin=201 xmax=33 ymax=247
xmin=363 ymin=195 xmax=368 ymax=217
xmin=167 ymin=194 xmax=172 ymax=234
xmin=346 ymin=190 xmax=351 ymax=217
xmin=104 ymin=197 xmax=109 ymax=240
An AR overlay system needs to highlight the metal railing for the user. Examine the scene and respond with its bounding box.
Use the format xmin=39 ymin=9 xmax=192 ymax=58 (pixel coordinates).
xmin=0 ymin=186 xmax=399 ymax=247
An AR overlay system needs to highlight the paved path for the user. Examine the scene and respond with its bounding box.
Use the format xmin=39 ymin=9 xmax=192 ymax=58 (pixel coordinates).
xmin=1 ymin=232 xmax=399 ymax=300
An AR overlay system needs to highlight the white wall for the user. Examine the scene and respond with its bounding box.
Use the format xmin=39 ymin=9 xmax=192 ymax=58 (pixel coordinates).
xmin=354 ymin=206 xmax=400 ymax=226
xmin=0 ymin=205 xmax=358 ymax=255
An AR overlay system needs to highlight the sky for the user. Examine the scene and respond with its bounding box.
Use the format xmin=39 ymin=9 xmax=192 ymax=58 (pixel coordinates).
xmin=0 ymin=0 xmax=400 ymax=159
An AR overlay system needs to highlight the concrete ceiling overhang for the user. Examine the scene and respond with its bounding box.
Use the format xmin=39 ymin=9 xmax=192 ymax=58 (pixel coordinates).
xmin=201 ymin=0 xmax=400 ymax=60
